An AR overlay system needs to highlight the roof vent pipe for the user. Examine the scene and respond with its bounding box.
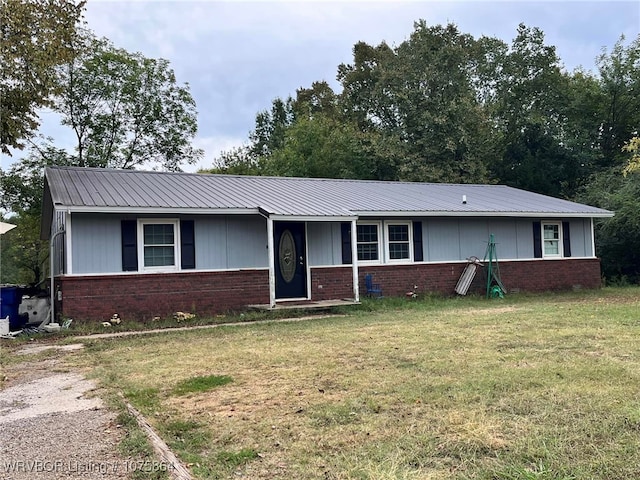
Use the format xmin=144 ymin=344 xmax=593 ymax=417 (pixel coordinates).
xmin=462 ymin=195 xmax=467 ymax=204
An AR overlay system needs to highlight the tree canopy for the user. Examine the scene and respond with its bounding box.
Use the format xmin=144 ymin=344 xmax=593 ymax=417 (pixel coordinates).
xmin=0 ymin=0 xmax=86 ymax=154
xmin=52 ymin=34 xmax=202 ymax=170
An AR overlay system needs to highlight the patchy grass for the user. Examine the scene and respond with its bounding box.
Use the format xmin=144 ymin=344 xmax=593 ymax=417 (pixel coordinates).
xmin=71 ymin=287 xmax=640 ymax=479
xmin=173 ymin=375 xmax=233 ymax=396
xmin=58 ymin=307 xmax=337 ymax=336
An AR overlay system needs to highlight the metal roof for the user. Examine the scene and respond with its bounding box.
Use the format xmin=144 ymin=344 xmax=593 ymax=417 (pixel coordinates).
xmin=43 ymin=166 xmax=613 ymax=219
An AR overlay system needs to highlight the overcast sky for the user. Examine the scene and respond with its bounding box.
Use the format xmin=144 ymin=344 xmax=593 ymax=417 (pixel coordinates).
xmin=6 ymin=1 xmax=640 ymax=172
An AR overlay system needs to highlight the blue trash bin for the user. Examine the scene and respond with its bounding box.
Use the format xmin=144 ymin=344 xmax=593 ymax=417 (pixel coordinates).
xmin=0 ymin=286 xmax=23 ymax=330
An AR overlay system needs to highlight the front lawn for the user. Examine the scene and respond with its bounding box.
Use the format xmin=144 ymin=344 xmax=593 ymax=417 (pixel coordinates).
xmin=74 ymin=288 xmax=640 ymax=479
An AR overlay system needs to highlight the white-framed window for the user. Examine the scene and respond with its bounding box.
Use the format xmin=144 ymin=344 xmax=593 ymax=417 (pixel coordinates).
xmin=138 ymin=219 xmax=180 ymax=271
xmin=356 ymin=222 xmax=382 ymax=263
xmin=384 ymin=221 xmax=413 ymax=262
xmin=542 ymin=221 xmax=562 ymax=258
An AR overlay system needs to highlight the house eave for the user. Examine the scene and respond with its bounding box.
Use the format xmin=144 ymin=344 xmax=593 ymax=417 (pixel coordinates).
xmin=355 ymin=210 xmax=614 ymax=218
xmin=54 ymin=205 xmax=262 ymax=216
xmin=52 ymin=205 xmax=614 ymax=220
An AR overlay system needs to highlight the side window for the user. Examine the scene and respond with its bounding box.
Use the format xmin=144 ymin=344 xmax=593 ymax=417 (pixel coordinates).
xmin=356 ymin=223 xmax=381 ymax=262
xmin=138 ymin=219 xmax=180 ymax=271
xmin=542 ymin=222 xmax=562 ymax=258
xmin=385 ymin=222 xmax=413 ymax=262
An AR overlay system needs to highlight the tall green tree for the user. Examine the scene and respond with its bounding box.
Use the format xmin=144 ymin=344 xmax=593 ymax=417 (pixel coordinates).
xmin=1 ymin=0 xmax=86 ymax=154
xmin=52 ymin=34 xmax=202 ymax=170
xmin=488 ymin=24 xmax=587 ymax=197
xmin=337 ymin=22 xmax=495 ymax=183
xmin=262 ymin=112 xmax=401 ymax=180
xmin=595 ymin=34 xmax=640 ymax=169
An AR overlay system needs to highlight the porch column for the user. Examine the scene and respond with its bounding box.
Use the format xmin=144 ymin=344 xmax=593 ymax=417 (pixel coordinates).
xmin=266 ymin=216 xmax=276 ymax=308
xmin=590 ymin=217 xmax=596 ymax=258
xmin=351 ymin=219 xmax=359 ymax=302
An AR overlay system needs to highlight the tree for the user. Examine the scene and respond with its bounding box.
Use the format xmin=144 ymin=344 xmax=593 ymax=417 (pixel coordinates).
xmin=248 ymin=97 xmax=295 ymax=159
xmin=596 ymin=35 xmax=640 ymax=169
xmin=338 ymin=22 xmax=495 ymax=183
xmin=0 ymin=146 xmax=72 ymax=285
xmin=1 ymin=145 xmax=72 ymax=214
xmin=1 ymin=0 xmax=86 ymax=154
xmin=488 ymin=24 xmax=588 ymax=197
xmin=262 ymin=112 xmax=401 ymax=180
xmin=578 ymin=167 xmax=640 ymax=283
xmin=0 ymin=212 xmax=48 ymax=286
xmin=53 ymin=34 xmax=202 ymax=170
xmin=623 ymin=137 xmax=640 ymax=175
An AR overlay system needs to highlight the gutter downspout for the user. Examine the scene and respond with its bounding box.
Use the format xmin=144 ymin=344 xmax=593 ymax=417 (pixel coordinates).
xmin=49 ymin=228 xmax=66 ymax=325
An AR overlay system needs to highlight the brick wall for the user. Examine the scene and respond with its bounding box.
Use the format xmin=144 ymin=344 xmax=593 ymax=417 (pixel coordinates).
xmin=358 ymin=258 xmax=602 ymax=297
xmin=311 ymin=267 xmax=354 ymax=300
xmin=57 ymin=270 xmax=269 ymax=322
xmin=57 ymin=259 xmax=601 ymax=322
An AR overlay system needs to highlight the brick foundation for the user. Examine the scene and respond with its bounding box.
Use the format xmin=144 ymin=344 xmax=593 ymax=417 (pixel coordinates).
xmin=56 ymin=269 xmax=269 ymax=322
xmin=57 ymin=259 xmax=601 ymax=322
xmin=357 ymin=258 xmax=602 ymax=297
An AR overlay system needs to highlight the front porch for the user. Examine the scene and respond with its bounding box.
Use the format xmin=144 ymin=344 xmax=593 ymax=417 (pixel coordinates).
xmin=247 ymin=298 xmax=360 ymax=311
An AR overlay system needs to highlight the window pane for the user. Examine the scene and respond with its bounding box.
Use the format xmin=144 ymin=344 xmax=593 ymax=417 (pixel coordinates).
xmin=144 ymin=224 xmax=174 ymax=245
xmin=357 ymin=225 xmax=378 ymax=243
xmin=357 ymin=243 xmax=378 ymax=261
xmin=144 ymin=246 xmax=175 ymax=267
xmin=389 ymin=243 xmax=409 ymax=260
xmin=543 ymin=224 xmax=558 ymax=240
xmin=388 ymin=225 xmax=409 ymax=242
xmin=544 ymin=240 xmax=559 ymax=255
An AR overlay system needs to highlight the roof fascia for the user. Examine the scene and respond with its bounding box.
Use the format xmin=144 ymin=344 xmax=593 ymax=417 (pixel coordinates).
xmin=56 ymin=206 xmax=614 ymax=219
xmin=355 ymin=211 xmax=614 ymax=218
xmin=268 ymin=214 xmax=359 ymax=222
xmin=58 ymin=206 xmax=261 ymax=215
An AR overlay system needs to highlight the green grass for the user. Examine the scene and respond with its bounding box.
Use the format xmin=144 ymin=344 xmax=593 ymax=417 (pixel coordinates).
xmin=172 ymin=375 xmax=233 ymax=396
xmin=68 ymin=287 xmax=640 ymax=479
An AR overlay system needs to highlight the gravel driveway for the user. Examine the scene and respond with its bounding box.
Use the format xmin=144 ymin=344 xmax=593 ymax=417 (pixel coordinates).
xmin=0 ymin=344 xmax=131 ymax=479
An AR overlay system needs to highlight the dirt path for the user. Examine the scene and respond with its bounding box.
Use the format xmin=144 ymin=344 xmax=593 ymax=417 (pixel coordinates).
xmin=0 ymin=344 xmax=131 ymax=479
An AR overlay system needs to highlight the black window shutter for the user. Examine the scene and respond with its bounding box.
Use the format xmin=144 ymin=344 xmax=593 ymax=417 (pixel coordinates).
xmin=181 ymin=220 xmax=196 ymax=269
xmin=562 ymin=221 xmax=571 ymax=257
xmin=341 ymin=222 xmax=352 ymax=264
xmin=413 ymin=221 xmax=423 ymax=261
xmin=533 ymin=221 xmax=542 ymax=258
xmin=121 ymin=220 xmax=138 ymax=271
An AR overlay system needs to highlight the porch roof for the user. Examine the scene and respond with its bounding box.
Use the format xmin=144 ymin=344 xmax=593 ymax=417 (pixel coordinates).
xmin=43 ymin=166 xmax=613 ymax=221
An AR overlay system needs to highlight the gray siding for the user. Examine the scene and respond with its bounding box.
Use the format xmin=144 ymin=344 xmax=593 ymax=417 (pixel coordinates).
xmin=569 ymin=218 xmax=592 ymax=257
xmin=68 ymin=214 xmax=596 ymax=276
xmin=515 ymin=220 xmax=535 ymax=258
xmin=72 ymin=214 xmax=122 ymax=274
xmin=421 ymin=217 xmax=592 ymax=262
xmin=196 ymin=216 xmax=268 ymax=269
xmin=459 ymin=219 xmax=491 ymax=260
xmin=71 ymin=213 xmax=268 ymax=274
xmin=307 ymin=222 xmax=343 ymax=266
xmin=425 ymin=219 xmax=460 ymax=261
xmin=225 ymin=217 xmax=268 ymax=268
